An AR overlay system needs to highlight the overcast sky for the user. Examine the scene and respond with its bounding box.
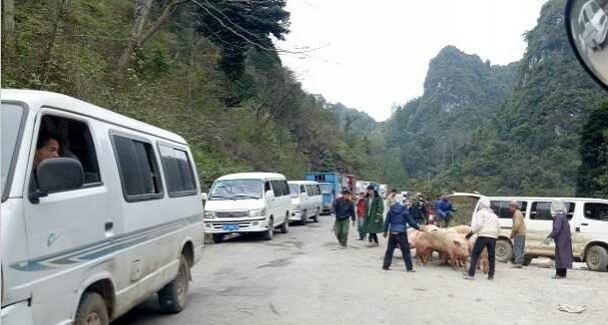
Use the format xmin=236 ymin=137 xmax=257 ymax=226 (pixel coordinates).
xmin=278 ymin=0 xmax=549 ymax=121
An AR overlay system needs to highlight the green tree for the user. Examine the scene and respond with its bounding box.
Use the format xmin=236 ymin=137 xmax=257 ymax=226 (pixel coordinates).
xmin=576 ymin=102 xmax=608 ymax=198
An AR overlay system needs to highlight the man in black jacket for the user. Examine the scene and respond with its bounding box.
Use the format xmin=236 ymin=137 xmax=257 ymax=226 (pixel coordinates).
xmin=332 ymin=189 xmax=356 ymax=248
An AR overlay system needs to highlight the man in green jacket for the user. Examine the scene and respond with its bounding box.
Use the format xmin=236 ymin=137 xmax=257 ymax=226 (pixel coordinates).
xmin=362 ymin=185 xmax=384 ymax=247
xmin=332 ymin=189 xmax=356 ymax=248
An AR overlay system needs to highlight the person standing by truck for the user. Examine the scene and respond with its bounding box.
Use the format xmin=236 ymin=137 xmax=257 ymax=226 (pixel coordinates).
xmin=543 ymin=200 xmax=574 ymax=279
xmin=363 ymin=185 xmax=384 ymax=247
xmin=509 ymin=201 xmax=527 ymax=268
xmin=332 ymin=189 xmax=356 ymax=248
xmin=464 ymin=197 xmax=499 ymax=280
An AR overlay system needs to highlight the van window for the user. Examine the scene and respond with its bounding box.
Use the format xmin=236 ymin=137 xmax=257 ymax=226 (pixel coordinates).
xmin=158 ymin=144 xmax=197 ymax=197
xmin=490 ymin=201 xmax=528 ymax=219
xmin=210 ymin=179 xmax=262 ymax=200
xmin=584 ymin=203 xmax=608 ymax=221
xmin=315 ymin=185 xmax=321 ymax=196
xmin=284 ymin=181 xmax=290 ymax=196
xmin=30 ymin=115 xmax=102 ymax=193
xmin=112 ymin=135 xmax=163 ymax=201
xmin=289 ymin=184 xmax=299 ymax=198
xmin=531 ymin=201 xmax=575 ymax=220
xmin=1 ymin=103 xmax=25 ymax=201
xmin=300 ymin=185 xmax=306 ymax=194
xmin=271 ymin=180 xmax=281 ymax=197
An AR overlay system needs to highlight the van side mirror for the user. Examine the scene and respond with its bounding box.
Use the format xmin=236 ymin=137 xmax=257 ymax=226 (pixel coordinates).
xmin=201 ymin=192 xmax=208 ymax=207
xmin=566 ymin=0 xmax=608 ymax=91
xmin=30 ymin=158 xmax=84 ymax=203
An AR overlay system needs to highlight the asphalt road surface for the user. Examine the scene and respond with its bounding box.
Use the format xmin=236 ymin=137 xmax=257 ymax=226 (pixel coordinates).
xmin=116 ymin=216 xmax=608 ymax=325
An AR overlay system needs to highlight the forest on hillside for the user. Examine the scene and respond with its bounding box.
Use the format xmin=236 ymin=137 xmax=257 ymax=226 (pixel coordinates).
xmin=2 ymin=0 xmax=607 ymax=197
xmin=1 ymin=0 xmax=392 ymax=190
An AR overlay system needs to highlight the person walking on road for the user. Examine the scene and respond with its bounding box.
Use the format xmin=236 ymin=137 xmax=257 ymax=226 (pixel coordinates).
xmin=464 ymin=197 xmax=499 ymax=280
xmin=363 ymin=185 xmax=384 ymax=247
xmin=510 ymin=201 xmax=527 ymax=268
xmin=543 ymin=200 xmax=573 ymax=279
xmin=382 ymin=197 xmax=422 ymax=272
xmin=332 ymin=189 xmax=356 ymax=248
xmin=356 ymin=192 xmax=367 ymax=241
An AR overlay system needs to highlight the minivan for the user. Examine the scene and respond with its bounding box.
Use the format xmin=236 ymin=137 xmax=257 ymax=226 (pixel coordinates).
xmin=204 ymin=173 xmax=291 ymax=242
xmin=288 ymin=180 xmax=322 ymax=224
xmin=449 ymin=193 xmax=608 ymax=272
xmin=1 ymin=90 xmax=206 ymax=325
xmin=578 ymin=0 xmax=608 ymax=50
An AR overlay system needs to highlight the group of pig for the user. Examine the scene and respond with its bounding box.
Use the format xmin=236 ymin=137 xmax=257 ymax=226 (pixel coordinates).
xmin=407 ymin=225 xmax=489 ymax=273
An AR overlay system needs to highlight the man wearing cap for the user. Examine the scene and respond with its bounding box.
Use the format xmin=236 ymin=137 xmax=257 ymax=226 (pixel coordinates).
xmin=331 ymin=189 xmax=356 ymax=248
xmin=509 ymin=201 xmax=527 ymax=268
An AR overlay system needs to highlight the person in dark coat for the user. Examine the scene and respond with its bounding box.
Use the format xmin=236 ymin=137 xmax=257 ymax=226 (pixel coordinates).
xmin=543 ymin=200 xmax=574 ymax=279
xmin=409 ymin=192 xmax=428 ymax=225
xmin=362 ymin=185 xmax=384 ymax=247
xmin=382 ymin=197 xmax=422 ymax=271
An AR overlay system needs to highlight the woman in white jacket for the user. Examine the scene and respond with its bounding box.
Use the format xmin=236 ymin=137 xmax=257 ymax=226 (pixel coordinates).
xmin=464 ymin=196 xmax=499 ymax=280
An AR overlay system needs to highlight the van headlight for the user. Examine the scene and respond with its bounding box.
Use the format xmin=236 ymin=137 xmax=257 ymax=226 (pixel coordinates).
xmin=249 ymin=208 xmax=266 ymax=217
xmin=204 ymin=211 xmax=216 ymax=219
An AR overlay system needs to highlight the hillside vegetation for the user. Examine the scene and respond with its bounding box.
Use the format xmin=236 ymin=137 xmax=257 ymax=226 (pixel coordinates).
xmin=1 ymin=0 xmax=382 ymax=190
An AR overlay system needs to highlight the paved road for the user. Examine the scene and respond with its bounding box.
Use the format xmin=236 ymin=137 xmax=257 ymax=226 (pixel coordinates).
xmin=116 ymin=216 xmax=608 ymax=325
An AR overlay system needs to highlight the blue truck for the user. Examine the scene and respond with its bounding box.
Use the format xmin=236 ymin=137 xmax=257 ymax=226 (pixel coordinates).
xmin=304 ymin=172 xmax=355 ymax=214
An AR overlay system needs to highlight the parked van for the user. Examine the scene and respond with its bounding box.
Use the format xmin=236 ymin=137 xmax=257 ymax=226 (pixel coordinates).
xmin=449 ymin=193 xmax=608 ymax=272
xmin=578 ymin=0 xmax=608 ymax=50
xmin=1 ymin=90 xmax=205 ymax=325
xmin=288 ymin=181 xmax=322 ymax=224
xmin=204 ymin=173 xmax=291 ymax=242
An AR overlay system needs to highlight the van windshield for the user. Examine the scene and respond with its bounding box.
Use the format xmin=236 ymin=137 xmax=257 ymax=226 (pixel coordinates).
xmin=319 ymin=184 xmax=332 ymax=194
xmin=289 ymin=184 xmax=299 ymax=198
xmin=2 ymin=103 xmax=25 ymax=202
xmin=209 ymin=179 xmax=263 ymax=200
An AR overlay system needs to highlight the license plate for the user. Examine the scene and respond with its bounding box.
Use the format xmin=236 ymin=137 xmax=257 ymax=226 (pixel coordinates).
xmin=223 ymin=224 xmax=239 ymax=231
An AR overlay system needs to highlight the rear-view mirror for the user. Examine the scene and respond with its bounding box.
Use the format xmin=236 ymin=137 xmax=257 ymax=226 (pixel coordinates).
xmin=566 ymin=0 xmax=608 ymax=91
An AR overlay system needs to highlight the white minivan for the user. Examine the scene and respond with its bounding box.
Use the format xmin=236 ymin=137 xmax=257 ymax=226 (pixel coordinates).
xmin=1 ymin=90 xmax=206 ymax=324
xmin=450 ymin=193 xmax=608 ymax=272
xmin=204 ymin=173 xmax=291 ymax=242
xmin=288 ymin=181 xmax=322 ymax=224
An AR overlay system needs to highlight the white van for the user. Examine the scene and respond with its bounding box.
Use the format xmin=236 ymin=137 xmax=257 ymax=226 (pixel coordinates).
xmin=1 ymin=90 xmax=206 ymax=325
xmin=288 ymin=181 xmax=322 ymax=224
xmin=450 ymin=193 xmax=608 ymax=271
xmin=578 ymin=0 xmax=608 ymax=50
xmin=204 ymin=173 xmax=291 ymax=242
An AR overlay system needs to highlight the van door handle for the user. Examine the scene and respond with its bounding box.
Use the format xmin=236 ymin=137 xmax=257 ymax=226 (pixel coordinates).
xmin=105 ymin=222 xmax=114 ymax=231
xmin=581 ymin=223 xmax=589 ymax=226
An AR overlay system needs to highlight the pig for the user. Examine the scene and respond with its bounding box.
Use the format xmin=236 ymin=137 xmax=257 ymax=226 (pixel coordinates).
xmin=417 ymin=228 xmax=469 ymax=270
xmin=450 ymin=225 xmax=472 ymax=235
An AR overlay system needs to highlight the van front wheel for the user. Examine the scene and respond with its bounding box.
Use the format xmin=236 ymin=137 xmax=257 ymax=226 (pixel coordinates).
xmin=495 ymin=239 xmax=513 ymax=263
xmin=158 ymin=254 xmax=190 ymax=313
xmin=280 ymin=217 xmax=289 ymax=233
xmin=586 ymin=245 xmax=608 ymax=272
xmin=262 ymin=218 xmax=274 ymax=241
xmin=312 ymin=209 xmax=320 ymax=223
xmin=74 ymin=292 xmax=109 ymax=325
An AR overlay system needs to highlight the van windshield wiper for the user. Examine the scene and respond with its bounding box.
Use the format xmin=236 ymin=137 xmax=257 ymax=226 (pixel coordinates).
xmin=231 ymin=194 xmax=260 ymax=199
xmin=210 ymin=194 xmax=231 ymax=200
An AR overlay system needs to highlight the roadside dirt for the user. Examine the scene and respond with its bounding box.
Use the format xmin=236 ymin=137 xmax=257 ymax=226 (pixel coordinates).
xmin=116 ymin=216 xmax=608 ymax=325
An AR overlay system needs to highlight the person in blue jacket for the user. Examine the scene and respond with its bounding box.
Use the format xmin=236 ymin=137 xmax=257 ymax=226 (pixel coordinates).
xmin=435 ymin=194 xmax=456 ymax=227
xmin=382 ymin=195 xmax=423 ymax=272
